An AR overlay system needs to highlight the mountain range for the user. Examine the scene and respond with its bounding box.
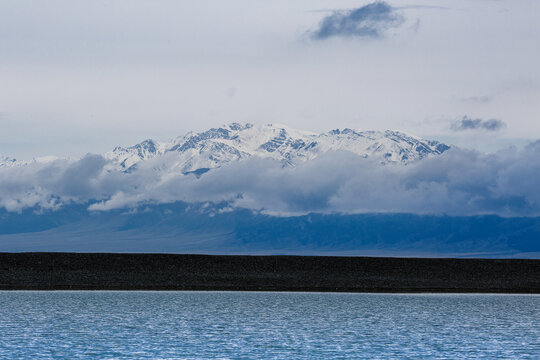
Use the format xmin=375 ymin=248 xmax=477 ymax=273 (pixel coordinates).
xmin=0 ymin=201 xmax=538 ymax=258
xmin=1 ymin=123 xmax=539 ymax=258
xmin=104 ymin=123 xmax=450 ymax=174
xmin=0 ymin=123 xmax=453 ymax=171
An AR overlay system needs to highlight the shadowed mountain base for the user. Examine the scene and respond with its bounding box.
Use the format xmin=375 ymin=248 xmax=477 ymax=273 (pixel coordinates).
xmin=1 ymin=253 xmax=539 ymax=292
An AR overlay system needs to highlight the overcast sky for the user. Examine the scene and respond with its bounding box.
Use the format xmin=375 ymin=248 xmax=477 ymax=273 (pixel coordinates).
xmin=1 ymin=0 xmax=539 ymax=159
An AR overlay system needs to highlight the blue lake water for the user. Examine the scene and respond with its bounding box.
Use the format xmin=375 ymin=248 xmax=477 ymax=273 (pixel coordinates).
xmin=0 ymin=292 xmax=538 ymax=359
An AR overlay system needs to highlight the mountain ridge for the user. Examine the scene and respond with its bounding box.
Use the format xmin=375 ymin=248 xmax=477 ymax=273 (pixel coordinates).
xmin=0 ymin=202 xmax=538 ymax=257
xmin=1 ymin=124 xmax=450 ymax=173
xmin=103 ymin=123 xmax=450 ymax=174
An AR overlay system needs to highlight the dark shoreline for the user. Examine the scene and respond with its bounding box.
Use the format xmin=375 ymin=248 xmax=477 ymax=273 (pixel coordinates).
xmin=1 ymin=253 xmax=539 ymax=293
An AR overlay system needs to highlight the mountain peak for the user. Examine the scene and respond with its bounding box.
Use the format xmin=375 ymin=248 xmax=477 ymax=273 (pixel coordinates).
xmin=0 ymin=155 xmax=18 ymax=168
xmin=105 ymin=123 xmax=449 ymax=173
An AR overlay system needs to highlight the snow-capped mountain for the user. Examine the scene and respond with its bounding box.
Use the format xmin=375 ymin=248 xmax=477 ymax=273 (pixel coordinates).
xmin=0 ymin=156 xmax=22 ymax=168
xmin=0 ymin=156 xmax=60 ymax=168
xmin=105 ymin=123 xmax=450 ymax=173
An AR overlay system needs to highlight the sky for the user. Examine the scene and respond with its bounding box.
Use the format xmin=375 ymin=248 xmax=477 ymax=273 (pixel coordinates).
xmin=1 ymin=0 xmax=539 ymax=159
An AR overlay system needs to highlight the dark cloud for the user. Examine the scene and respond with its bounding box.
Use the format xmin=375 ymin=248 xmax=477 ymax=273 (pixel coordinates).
xmin=311 ymin=2 xmax=405 ymax=40
xmin=1 ymin=142 xmax=540 ymax=217
xmin=451 ymin=116 xmax=506 ymax=132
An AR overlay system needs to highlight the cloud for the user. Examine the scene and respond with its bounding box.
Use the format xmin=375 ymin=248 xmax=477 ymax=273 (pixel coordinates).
xmin=451 ymin=116 xmax=506 ymax=132
xmin=1 ymin=143 xmax=540 ymax=217
xmin=311 ymin=2 xmax=405 ymax=40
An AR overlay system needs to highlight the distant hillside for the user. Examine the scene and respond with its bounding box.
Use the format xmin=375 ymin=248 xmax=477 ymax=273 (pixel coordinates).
xmin=0 ymin=202 xmax=538 ymax=258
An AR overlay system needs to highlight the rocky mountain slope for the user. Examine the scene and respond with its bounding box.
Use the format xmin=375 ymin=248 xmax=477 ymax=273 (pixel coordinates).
xmin=105 ymin=123 xmax=450 ymax=173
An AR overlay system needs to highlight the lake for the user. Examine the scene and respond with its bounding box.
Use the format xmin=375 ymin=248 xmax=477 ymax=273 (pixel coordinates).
xmin=0 ymin=292 xmax=538 ymax=359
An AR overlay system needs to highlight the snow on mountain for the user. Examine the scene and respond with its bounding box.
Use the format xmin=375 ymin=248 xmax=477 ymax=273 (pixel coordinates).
xmin=0 ymin=156 xmax=61 ymax=168
xmin=104 ymin=139 xmax=165 ymax=172
xmin=105 ymin=123 xmax=450 ymax=173
xmin=2 ymin=124 xmax=450 ymax=174
xmin=0 ymin=156 xmax=24 ymax=168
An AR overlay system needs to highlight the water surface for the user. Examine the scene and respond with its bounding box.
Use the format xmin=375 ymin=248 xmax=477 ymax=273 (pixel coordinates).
xmin=0 ymin=292 xmax=538 ymax=359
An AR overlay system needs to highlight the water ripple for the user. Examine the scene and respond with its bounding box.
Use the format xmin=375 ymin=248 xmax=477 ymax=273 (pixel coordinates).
xmin=0 ymin=292 xmax=538 ymax=359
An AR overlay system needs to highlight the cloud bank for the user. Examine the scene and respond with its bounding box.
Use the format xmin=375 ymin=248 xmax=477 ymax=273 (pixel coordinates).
xmin=311 ymin=2 xmax=405 ymax=40
xmin=452 ymin=116 xmax=506 ymax=132
xmin=2 ymin=142 xmax=540 ymax=217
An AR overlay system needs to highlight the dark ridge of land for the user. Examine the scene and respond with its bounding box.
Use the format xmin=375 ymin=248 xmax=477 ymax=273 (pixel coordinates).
xmin=0 ymin=253 xmax=539 ymax=292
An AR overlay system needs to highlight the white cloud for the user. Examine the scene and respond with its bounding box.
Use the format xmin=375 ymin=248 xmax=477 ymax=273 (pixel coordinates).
xmin=2 ymin=142 xmax=540 ymax=217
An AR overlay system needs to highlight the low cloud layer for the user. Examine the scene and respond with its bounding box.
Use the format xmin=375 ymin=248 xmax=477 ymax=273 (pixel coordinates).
xmin=2 ymin=142 xmax=540 ymax=217
xmin=311 ymin=2 xmax=405 ymax=40
xmin=452 ymin=116 xmax=506 ymax=132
